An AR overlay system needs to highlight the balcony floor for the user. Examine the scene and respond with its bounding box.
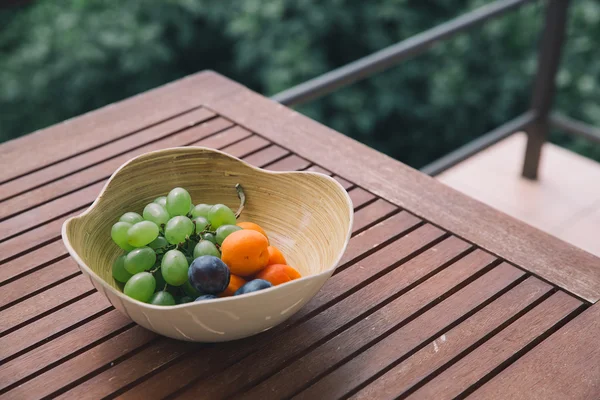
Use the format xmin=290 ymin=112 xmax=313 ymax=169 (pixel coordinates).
xmin=437 ymin=132 xmax=600 ymax=257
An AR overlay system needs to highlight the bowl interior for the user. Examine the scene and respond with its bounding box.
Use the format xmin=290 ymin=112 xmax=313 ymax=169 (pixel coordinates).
xmin=64 ymin=147 xmax=353 ymax=291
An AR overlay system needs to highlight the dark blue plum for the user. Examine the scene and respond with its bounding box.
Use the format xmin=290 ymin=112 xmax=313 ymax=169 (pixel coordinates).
xmin=188 ymin=255 xmax=230 ymax=294
xmin=195 ymin=294 xmax=218 ymax=301
xmin=234 ymin=279 xmax=272 ymax=296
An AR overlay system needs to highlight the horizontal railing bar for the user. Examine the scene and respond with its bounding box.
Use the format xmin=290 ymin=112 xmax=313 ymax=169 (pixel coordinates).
xmin=420 ymin=111 xmax=537 ymax=176
xmin=272 ymin=0 xmax=536 ymax=106
xmin=550 ymin=113 xmax=600 ymax=144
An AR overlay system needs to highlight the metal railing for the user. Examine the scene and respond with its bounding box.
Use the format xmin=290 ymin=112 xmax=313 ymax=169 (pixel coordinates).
xmin=272 ymin=0 xmax=600 ymax=178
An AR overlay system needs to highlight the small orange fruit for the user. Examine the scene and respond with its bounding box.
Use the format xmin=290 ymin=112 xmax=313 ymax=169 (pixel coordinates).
xmin=236 ymin=221 xmax=269 ymax=242
xmin=267 ymin=246 xmax=287 ymax=266
xmin=219 ymin=274 xmax=247 ymax=297
xmin=221 ymin=229 xmax=269 ymax=276
xmin=256 ymin=264 xmax=301 ymax=286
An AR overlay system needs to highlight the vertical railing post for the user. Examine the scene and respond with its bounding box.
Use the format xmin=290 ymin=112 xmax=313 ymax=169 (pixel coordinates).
xmin=522 ymin=0 xmax=571 ymax=180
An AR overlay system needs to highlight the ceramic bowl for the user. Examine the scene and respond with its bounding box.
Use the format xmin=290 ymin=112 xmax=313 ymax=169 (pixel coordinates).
xmin=61 ymin=147 xmax=353 ymax=342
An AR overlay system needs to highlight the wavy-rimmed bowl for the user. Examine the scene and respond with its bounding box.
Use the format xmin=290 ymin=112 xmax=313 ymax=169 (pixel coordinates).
xmin=61 ymin=147 xmax=353 ymax=342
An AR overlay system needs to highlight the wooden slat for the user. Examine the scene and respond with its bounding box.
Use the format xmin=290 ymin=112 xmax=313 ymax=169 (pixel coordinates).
xmin=334 ymin=176 xmax=355 ymax=190
xmin=265 ymin=154 xmax=311 ymax=171
xmin=406 ymin=291 xmax=583 ymax=399
xmin=336 ymin=212 xmax=422 ymax=269
xmin=242 ymin=145 xmax=289 ymax=167
xmin=248 ymin=262 xmax=522 ymax=400
xmin=292 ymin=224 xmax=446 ymax=321
xmin=0 ymin=71 xmax=241 ymax=182
xmin=304 ymin=165 xmax=332 ymax=175
xmin=0 ymin=182 xmax=104 ymax=241
xmin=347 ymin=187 xmax=375 ymax=209
xmin=469 ymin=302 xmax=600 ymax=400
xmin=2 ymin=257 xmax=78 ymax=308
xmin=117 ymin=221 xmax=444 ymax=400
xmin=0 ymin=310 xmax=131 ymax=392
xmin=0 ymin=292 xmax=110 ymax=361
xmin=351 ymin=199 xmax=398 ymax=234
xmin=219 ymin=134 xmax=269 ymax=157
xmin=351 ymin=277 xmax=553 ymax=400
xmin=1 ymin=240 xmax=67 ymax=285
xmin=3 ymin=326 xmax=156 ymax=399
xmin=55 ymin=339 xmax=191 ymax=400
xmin=0 ymin=211 xmax=77 ymax=264
xmin=190 ymin=126 xmax=251 ymax=150
xmin=303 ymin=167 xmax=354 ymax=189
xmin=201 ymin=71 xmax=600 ymax=302
xmin=0 ymin=117 xmax=234 ymax=220
xmin=0 ymin=108 xmax=215 ymax=202
xmin=0 ymin=274 xmax=94 ymax=335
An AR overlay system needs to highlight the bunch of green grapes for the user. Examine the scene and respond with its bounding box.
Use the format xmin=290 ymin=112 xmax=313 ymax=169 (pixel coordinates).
xmin=110 ymin=186 xmax=241 ymax=305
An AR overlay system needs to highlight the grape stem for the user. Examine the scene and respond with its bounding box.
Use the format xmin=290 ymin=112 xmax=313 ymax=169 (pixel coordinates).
xmin=235 ymin=183 xmax=245 ymax=218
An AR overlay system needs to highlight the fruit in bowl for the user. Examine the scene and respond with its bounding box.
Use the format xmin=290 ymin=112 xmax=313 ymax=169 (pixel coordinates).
xmin=61 ymin=147 xmax=353 ymax=342
xmin=110 ymin=185 xmax=298 ymax=305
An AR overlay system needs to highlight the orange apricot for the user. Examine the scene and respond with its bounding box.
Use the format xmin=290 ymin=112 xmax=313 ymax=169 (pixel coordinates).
xmin=218 ymin=274 xmax=247 ymax=297
xmin=267 ymin=245 xmax=287 ymax=266
xmin=255 ymin=264 xmax=301 ymax=286
xmin=236 ymin=221 xmax=269 ymax=242
xmin=221 ymin=229 xmax=269 ymax=276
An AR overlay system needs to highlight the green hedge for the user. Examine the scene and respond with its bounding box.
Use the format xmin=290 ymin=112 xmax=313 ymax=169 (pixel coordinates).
xmin=1 ymin=0 xmax=599 ymax=167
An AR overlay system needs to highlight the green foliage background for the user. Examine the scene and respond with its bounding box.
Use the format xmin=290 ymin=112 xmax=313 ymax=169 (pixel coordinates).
xmin=1 ymin=0 xmax=599 ymax=168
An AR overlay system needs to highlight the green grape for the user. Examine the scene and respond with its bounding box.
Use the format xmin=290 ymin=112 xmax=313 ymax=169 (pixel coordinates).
xmin=182 ymin=279 xmax=202 ymax=297
xmin=164 ymin=216 xmax=194 ymax=244
xmin=208 ymin=204 xmax=236 ymax=228
xmin=143 ymin=203 xmax=170 ymax=227
xmin=193 ymin=216 xmax=210 ymax=233
xmin=153 ymin=196 xmax=167 ymax=208
xmin=177 ymin=295 xmax=194 ymax=304
xmin=216 ymin=224 xmax=242 ymax=245
xmin=119 ymin=212 xmax=143 ymax=225
xmin=148 ymin=236 xmax=169 ymax=250
xmin=161 ymin=249 xmax=189 ymax=286
xmin=111 ymin=221 xmax=134 ymax=251
xmin=202 ymin=232 xmax=217 ymax=244
xmin=124 ymin=272 xmax=156 ymax=302
xmin=193 ymin=240 xmax=221 ymax=258
xmin=124 ymin=247 xmax=157 ymax=274
xmin=112 ymin=255 xmax=133 ymax=283
xmin=188 ymin=203 xmax=195 ymax=215
xmin=166 ymin=187 xmax=192 ymax=217
xmin=191 ymin=204 xmax=212 ymax=219
xmin=149 ymin=291 xmax=176 ymax=306
xmin=127 ymin=221 xmax=159 ymax=247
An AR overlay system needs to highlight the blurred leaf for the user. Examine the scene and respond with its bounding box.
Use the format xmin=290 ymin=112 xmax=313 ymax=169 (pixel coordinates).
xmin=0 ymin=0 xmax=599 ymax=168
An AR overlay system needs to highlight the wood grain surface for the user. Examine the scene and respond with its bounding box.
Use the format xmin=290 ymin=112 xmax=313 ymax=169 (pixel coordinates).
xmin=0 ymin=70 xmax=596 ymax=399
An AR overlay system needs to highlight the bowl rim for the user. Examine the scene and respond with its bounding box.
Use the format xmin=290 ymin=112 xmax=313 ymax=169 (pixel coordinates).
xmin=61 ymin=146 xmax=354 ymax=310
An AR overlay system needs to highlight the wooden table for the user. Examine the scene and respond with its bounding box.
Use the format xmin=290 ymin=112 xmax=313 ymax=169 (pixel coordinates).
xmin=2 ymin=71 xmax=600 ymax=400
